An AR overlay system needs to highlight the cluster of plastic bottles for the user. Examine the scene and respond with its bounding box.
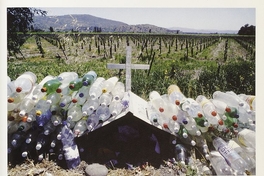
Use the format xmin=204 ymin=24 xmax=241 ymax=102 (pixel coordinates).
xmin=7 ymin=71 xmax=128 ymax=169
xmin=146 ymin=84 xmax=256 ymax=175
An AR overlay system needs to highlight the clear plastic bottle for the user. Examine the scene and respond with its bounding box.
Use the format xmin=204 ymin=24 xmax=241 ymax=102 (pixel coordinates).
xmin=73 ymin=119 xmax=87 ymax=137
xmin=51 ymin=114 xmax=62 ymax=126
xmin=35 ymin=132 xmax=50 ymax=150
xmin=101 ymin=76 xmax=118 ymax=94
xmin=109 ymin=100 xmax=124 ymax=116
xmin=17 ymin=121 xmax=32 ymax=132
xmin=146 ymin=103 xmax=161 ymax=127
xmin=71 ymin=90 xmax=87 ymax=106
xmin=67 ymin=104 xmax=83 ymax=122
xmin=238 ymin=94 xmax=255 ymax=111
xmin=213 ymin=91 xmax=244 ymax=109
xmin=209 ymin=150 xmax=235 ymax=175
xmin=211 ymin=99 xmax=232 ymax=115
xmin=86 ymin=112 xmax=99 ymax=132
xmin=237 ymin=128 xmax=255 ymax=149
xmin=89 ymin=77 xmax=105 ymax=99
xmin=46 ymin=92 xmax=61 ymax=105
xmin=167 ymin=84 xmax=186 ymax=106
xmin=180 ymin=98 xmax=204 ymax=118
xmin=18 ymin=98 xmax=36 ymax=117
xmin=8 ymin=92 xmax=26 ymax=111
xmin=99 ymin=92 xmax=113 ymax=107
xmin=212 ymin=137 xmax=247 ymax=173
xmin=82 ymin=97 xmax=100 ymax=116
xmin=183 ymin=116 xmax=201 ymax=136
xmin=7 ymin=78 xmax=16 ymax=97
xmin=228 ymin=139 xmax=256 ymax=174
xmin=20 ymin=141 xmax=35 ymax=158
xmin=174 ymin=144 xmax=187 ymax=165
xmin=14 ymin=71 xmax=37 ymax=93
xmin=149 ymin=91 xmax=167 ymax=114
xmin=82 ymin=70 xmax=97 ymax=86
xmin=96 ymin=105 xmax=111 ymax=122
xmin=196 ymin=95 xmax=223 ymax=126
xmin=43 ymin=120 xmax=56 ymax=135
xmin=10 ymin=130 xmax=26 ymax=149
xmin=57 ymin=72 xmax=78 ymax=85
xmin=59 ymin=94 xmax=72 ymax=109
xmin=111 ymin=81 xmax=125 ymax=101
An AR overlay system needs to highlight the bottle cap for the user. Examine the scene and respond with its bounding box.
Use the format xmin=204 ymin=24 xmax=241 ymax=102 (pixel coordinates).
xmin=102 ymin=88 xmax=107 ymax=93
xmin=72 ymin=99 xmax=78 ymax=103
xmin=50 ymin=142 xmax=56 ymax=148
xmin=172 ymin=115 xmax=177 ymax=121
xmin=69 ymin=84 xmax=75 ymax=89
xmin=22 ymin=151 xmax=28 ymax=158
xmin=19 ymin=110 xmax=26 ymax=117
xmin=112 ymin=111 xmax=117 ymax=116
xmin=38 ymin=154 xmax=44 ymax=161
xmin=182 ymin=133 xmax=188 ymax=138
xmin=211 ymin=110 xmax=217 ymax=116
xmin=44 ymin=130 xmax=50 ymax=135
xmin=36 ymin=110 xmax=42 ymax=116
xmin=53 ymin=121 xmax=59 ymax=126
xmin=57 ymin=134 xmax=62 ymax=140
xmin=196 ymin=131 xmax=201 ymax=136
xmin=79 ymin=93 xmax=84 ymax=97
xmin=36 ymin=143 xmax=42 ymax=150
xmin=67 ymin=116 xmax=73 ymax=121
xmin=26 ymin=138 xmax=31 ymax=144
xmin=8 ymin=98 xmax=14 ymax=103
xmin=11 ymin=140 xmax=17 ymax=146
xmin=46 ymin=100 xmax=52 ymax=104
xmin=16 ymin=87 xmax=22 ymax=92
xmin=82 ymin=111 xmax=88 ymax=116
xmin=41 ymin=87 xmax=47 ymax=92
xmin=191 ymin=140 xmax=196 ymax=146
xmin=58 ymin=154 xmax=63 ymax=160
xmin=60 ymin=103 xmax=66 ymax=107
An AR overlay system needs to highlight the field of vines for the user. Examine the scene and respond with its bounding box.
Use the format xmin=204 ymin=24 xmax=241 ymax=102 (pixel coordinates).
xmin=7 ymin=32 xmax=255 ymax=99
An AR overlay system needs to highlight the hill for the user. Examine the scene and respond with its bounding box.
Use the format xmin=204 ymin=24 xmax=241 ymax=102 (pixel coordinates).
xmin=33 ymin=14 xmax=178 ymax=33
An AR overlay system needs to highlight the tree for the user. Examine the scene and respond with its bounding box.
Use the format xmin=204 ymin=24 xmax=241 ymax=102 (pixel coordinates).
xmin=238 ymin=24 xmax=255 ymax=35
xmin=50 ymin=26 xmax=54 ymax=32
xmin=7 ymin=8 xmax=47 ymax=57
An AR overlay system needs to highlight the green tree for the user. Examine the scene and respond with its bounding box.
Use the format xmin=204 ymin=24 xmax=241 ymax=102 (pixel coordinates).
xmin=7 ymin=8 xmax=47 ymax=57
xmin=238 ymin=24 xmax=255 ymax=35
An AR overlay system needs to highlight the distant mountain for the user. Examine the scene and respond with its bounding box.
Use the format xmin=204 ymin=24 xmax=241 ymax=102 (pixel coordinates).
xmin=33 ymin=14 xmax=178 ymax=33
xmin=169 ymin=27 xmax=237 ymax=34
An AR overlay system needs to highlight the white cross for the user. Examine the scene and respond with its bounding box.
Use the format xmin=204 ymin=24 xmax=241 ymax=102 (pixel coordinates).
xmin=107 ymin=46 xmax=150 ymax=91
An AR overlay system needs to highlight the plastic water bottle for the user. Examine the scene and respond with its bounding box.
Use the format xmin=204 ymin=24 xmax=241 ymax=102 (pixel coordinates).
xmin=86 ymin=112 xmax=99 ymax=132
xmin=77 ymin=86 xmax=90 ymax=100
xmin=146 ymin=103 xmax=161 ymax=127
xmin=183 ymin=116 xmax=201 ymax=136
xmin=82 ymin=70 xmax=97 ymax=86
xmin=7 ymin=78 xmax=16 ymax=97
xmin=7 ymin=92 xmax=26 ymax=111
xmin=99 ymin=92 xmax=113 ymax=107
xmin=71 ymin=90 xmax=87 ymax=106
xmin=10 ymin=130 xmax=26 ymax=149
xmin=149 ymin=91 xmax=167 ymax=114
xmin=57 ymin=72 xmax=78 ymax=84
xmin=209 ymin=150 xmax=235 ymax=175
xmin=60 ymin=125 xmax=81 ymax=169
xmin=212 ymin=136 xmax=247 ymax=173
xmin=35 ymin=132 xmax=50 ymax=150
xmin=25 ymin=127 xmax=40 ymax=144
xmin=59 ymin=94 xmax=72 ymax=109
xmin=236 ymin=128 xmax=255 ymax=149
xmin=46 ymin=92 xmax=61 ymax=105
xmin=17 ymin=121 xmax=32 ymax=132
xmin=196 ymin=95 xmax=223 ymax=126
xmin=109 ymin=100 xmax=124 ymax=116
xmin=96 ymin=105 xmax=111 ymax=122
xmin=41 ymin=78 xmax=62 ymax=95
xmin=180 ymin=98 xmax=204 ymax=118
xmin=51 ymin=114 xmax=62 ymax=126
xmin=67 ymin=104 xmax=83 ymax=122
xmin=43 ymin=120 xmax=56 ymax=135
xmin=111 ymin=81 xmax=125 ymax=101
xmin=14 ymin=71 xmax=37 ymax=93
xmin=174 ymin=144 xmax=187 ymax=165
xmin=211 ymin=99 xmax=232 ymax=115
xmin=228 ymin=139 xmax=256 ymax=174
xmin=69 ymin=78 xmax=83 ymax=91
xmin=18 ymin=98 xmax=36 ymax=117
xmin=73 ymin=119 xmax=87 ymax=137
xmin=238 ymin=94 xmax=255 ymax=111
xmin=89 ymin=77 xmax=105 ymax=99
xmin=101 ymin=76 xmax=118 ymax=94
xmin=82 ymin=97 xmax=100 ymax=116
xmin=167 ymin=84 xmax=186 ymax=105
xmin=213 ymin=91 xmax=244 ymax=109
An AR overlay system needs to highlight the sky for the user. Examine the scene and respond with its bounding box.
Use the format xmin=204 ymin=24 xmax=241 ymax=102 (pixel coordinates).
xmin=39 ymin=7 xmax=255 ymax=31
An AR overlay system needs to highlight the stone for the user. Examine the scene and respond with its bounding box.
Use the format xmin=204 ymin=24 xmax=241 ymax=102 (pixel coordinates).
xmin=85 ymin=163 xmax=108 ymax=176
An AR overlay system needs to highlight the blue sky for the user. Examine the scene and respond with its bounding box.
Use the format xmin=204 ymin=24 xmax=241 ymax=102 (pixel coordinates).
xmin=39 ymin=7 xmax=255 ymax=31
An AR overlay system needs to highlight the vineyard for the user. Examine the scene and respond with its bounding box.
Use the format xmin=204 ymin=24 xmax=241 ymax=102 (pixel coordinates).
xmin=7 ymin=32 xmax=255 ymax=99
